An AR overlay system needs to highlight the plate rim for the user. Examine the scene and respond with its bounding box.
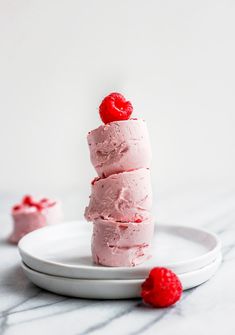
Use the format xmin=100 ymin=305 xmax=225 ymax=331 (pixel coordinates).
xmin=21 ymin=254 xmax=222 ymax=283
xmin=18 ymin=220 xmax=222 ymax=278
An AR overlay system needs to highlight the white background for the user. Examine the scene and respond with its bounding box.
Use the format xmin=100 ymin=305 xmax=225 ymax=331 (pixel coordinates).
xmin=0 ymin=0 xmax=235 ymax=200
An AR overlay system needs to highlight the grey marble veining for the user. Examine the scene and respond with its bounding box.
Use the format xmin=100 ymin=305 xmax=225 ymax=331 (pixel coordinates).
xmin=1 ymin=186 xmax=235 ymax=335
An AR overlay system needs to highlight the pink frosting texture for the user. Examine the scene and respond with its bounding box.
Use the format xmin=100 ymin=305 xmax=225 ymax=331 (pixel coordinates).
xmin=85 ymin=118 xmax=153 ymax=267
xmin=92 ymin=218 xmax=154 ymax=267
xmin=9 ymin=201 xmax=62 ymax=244
xmin=85 ymin=168 xmax=152 ymax=222
xmin=87 ymin=119 xmax=152 ymax=177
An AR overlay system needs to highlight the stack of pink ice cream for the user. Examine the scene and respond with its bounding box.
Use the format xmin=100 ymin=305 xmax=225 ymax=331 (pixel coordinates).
xmin=85 ymin=94 xmax=154 ymax=267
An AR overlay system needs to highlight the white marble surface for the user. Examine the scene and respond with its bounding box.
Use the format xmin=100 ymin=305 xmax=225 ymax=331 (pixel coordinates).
xmin=1 ymin=185 xmax=235 ymax=335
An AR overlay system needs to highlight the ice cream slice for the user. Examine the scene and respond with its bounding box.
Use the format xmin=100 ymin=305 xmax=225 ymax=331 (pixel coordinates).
xmin=85 ymin=168 xmax=152 ymax=222
xmin=9 ymin=196 xmax=62 ymax=244
xmin=91 ymin=217 xmax=154 ymax=267
xmin=88 ymin=119 xmax=152 ymax=177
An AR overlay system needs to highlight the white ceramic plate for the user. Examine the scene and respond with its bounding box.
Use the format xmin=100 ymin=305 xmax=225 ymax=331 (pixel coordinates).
xmin=18 ymin=221 xmax=221 ymax=280
xmin=21 ymin=254 xmax=222 ymax=299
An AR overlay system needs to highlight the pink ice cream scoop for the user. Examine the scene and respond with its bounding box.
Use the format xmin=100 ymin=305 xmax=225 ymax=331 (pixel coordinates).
xmin=91 ymin=217 xmax=154 ymax=267
xmin=8 ymin=196 xmax=62 ymax=244
xmin=85 ymin=168 xmax=152 ymax=223
xmin=87 ymin=119 xmax=152 ymax=177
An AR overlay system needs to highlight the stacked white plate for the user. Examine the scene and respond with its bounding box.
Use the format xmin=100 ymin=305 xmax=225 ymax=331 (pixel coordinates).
xmin=18 ymin=221 xmax=222 ymax=299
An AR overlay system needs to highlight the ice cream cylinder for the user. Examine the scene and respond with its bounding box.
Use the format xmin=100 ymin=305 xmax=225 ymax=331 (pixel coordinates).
xmin=91 ymin=217 xmax=154 ymax=267
xmin=85 ymin=168 xmax=152 ymax=223
xmin=9 ymin=201 xmax=62 ymax=244
xmin=87 ymin=119 xmax=152 ymax=178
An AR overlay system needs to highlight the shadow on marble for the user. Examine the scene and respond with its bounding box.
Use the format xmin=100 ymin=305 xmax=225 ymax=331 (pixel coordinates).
xmin=0 ymin=237 xmax=13 ymax=247
xmin=1 ymin=264 xmax=32 ymax=291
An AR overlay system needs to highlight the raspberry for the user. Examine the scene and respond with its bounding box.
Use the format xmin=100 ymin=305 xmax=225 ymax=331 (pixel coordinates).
xmin=99 ymin=92 xmax=133 ymax=124
xmin=22 ymin=195 xmax=34 ymax=206
xmin=12 ymin=204 xmax=22 ymax=211
xmin=22 ymin=195 xmax=43 ymax=211
xmin=141 ymin=267 xmax=182 ymax=308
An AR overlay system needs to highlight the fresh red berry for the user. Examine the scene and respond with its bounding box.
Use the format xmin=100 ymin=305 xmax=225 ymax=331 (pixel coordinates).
xmin=99 ymin=92 xmax=133 ymax=124
xmin=12 ymin=204 xmax=22 ymax=211
xmin=141 ymin=267 xmax=182 ymax=308
xmin=22 ymin=195 xmax=34 ymax=206
xmin=22 ymin=195 xmax=44 ymax=211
